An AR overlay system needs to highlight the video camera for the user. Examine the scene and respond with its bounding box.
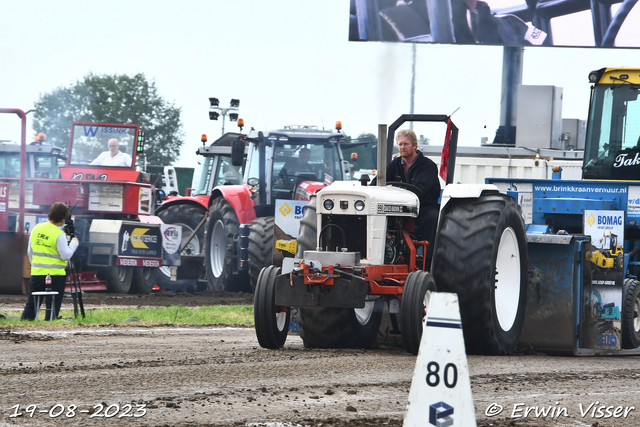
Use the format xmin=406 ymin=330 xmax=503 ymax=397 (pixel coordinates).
xmin=63 ymin=218 xmax=75 ymax=238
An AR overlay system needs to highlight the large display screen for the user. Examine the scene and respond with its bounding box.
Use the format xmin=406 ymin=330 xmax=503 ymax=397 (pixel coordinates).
xmin=349 ymin=0 xmax=639 ymax=48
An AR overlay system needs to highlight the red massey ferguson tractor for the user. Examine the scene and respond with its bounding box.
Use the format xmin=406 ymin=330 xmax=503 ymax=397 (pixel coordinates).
xmin=0 ymin=120 xmax=173 ymax=295
xmin=168 ymin=123 xmax=349 ymax=293
xmin=154 ymin=132 xmax=246 ymax=293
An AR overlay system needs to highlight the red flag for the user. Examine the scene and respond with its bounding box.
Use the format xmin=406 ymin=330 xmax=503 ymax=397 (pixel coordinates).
xmin=439 ymin=117 xmax=452 ymax=182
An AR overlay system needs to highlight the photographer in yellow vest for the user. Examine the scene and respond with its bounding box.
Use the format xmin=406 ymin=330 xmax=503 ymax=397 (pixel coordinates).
xmin=21 ymin=202 xmax=79 ymax=321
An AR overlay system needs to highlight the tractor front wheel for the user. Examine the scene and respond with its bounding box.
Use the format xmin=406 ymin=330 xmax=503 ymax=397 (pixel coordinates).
xmin=431 ymin=191 xmax=528 ymax=355
xmin=254 ymin=265 xmax=290 ymax=349
xmin=130 ymin=267 xmax=157 ymax=294
xmin=157 ymin=204 xmax=206 ymax=293
xmin=205 ymin=197 xmax=247 ymax=291
xmin=100 ymin=265 xmax=133 ymax=294
xmin=401 ymin=270 xmax=437 ymax=355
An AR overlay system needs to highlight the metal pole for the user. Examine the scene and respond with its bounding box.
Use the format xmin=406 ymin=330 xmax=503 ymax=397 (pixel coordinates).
xmin=377 ymin=124 xmax=387 ymax=186
xmin=493 ymin=46 xmax=523 ymax=145
xmin=0 ymin=109 xmax=26 ymax=234
xmin=410 ymin=44 xmax=416 ymax=130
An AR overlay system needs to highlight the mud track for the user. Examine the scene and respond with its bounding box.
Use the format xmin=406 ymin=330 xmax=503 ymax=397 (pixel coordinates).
xmin=1 ymin=292 xmax=640 ymax=426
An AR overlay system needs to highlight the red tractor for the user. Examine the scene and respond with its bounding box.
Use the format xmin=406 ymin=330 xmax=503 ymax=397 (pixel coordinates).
xmin=154 ymin=132 xmax=246 ymax=293
xmin=164 ymin=123 xmax=349 ymax=293
xmin=0 ymin=116 xmax=171 ymax=295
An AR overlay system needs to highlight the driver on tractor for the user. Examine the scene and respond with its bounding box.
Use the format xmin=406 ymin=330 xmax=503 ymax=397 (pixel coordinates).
xmin=373 ymin=129 xmax=440 ymax=267
xmin=277 ymin=147 xmax=313 ymax=188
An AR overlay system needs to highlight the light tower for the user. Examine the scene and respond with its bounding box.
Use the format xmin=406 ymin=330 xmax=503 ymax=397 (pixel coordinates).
xmin=208 ymin=98 xmax=240 ymax=136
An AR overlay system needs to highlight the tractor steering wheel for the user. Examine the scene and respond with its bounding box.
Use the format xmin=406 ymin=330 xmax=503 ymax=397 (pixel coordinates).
xmin=387 ymin=181 xmax=423 ymax=197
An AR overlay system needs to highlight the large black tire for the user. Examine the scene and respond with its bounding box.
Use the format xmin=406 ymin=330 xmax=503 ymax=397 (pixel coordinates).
xmin=205 ymin=197 xmax=247 ymax=291
xmin=295 ymin=195 xmax=317 ymax=257
xmin=431 ymin=191 xmax=528 ymax=355
xmin=248 ymin=217 xmax=274 ymax=293
xmin=298 ymin=300 xmax=383 ymax=348
xmin=294 ymin=196 xmax=382 ymax=348
xmin=351 ymin=299 xmax=385 ymax=347
xmin=401 ymin=270 xmax=437 ymax=355
xmin=157 ymin=204 xmax=206 ymax=293
xmin=130 ymin=267 xmax=158 ymax=294
xmin=254 ymin=265 xmax=290 ymax=348
xmin=100 ymin=265 xmax=134 ymax=294
xmin=621 ymin=278 xmax=640 ymax=349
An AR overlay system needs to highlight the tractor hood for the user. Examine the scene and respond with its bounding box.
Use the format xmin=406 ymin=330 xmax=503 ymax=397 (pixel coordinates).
xmin=317 ymin=180 xmax=419 ymax=217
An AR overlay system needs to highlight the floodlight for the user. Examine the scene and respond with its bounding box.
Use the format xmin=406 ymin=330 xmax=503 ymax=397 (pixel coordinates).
xmin=229 ymin=113 xmax=239 ymax=122
xmin=209 ymin=97 xmax=219 ymax=107
xmin=209 ymin=111 xmax=220 ymax=120
xmin=230 ymin=99 xmax=240 ymax=108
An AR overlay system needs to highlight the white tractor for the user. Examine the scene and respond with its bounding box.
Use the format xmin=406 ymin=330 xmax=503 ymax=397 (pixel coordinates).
xmin=254 ymin=114 xmax=529 ymax=355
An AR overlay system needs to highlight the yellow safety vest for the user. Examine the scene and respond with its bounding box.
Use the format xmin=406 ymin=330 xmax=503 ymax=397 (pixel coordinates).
xmin=31 ymin=222 xmax=66 ymax=276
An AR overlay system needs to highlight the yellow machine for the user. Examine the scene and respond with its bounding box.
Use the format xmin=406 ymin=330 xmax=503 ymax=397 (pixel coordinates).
xmin=586 ymin=233 xmax=624 ymax=270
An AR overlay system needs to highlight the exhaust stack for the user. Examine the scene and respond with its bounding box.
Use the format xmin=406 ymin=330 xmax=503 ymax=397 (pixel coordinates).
xmin=377 ymin=124 xmax=387 ymax=186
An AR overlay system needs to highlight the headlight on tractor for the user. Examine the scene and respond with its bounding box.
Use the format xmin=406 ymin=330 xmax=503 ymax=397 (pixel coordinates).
xmin=323 ymin=199 xmax=334 ymax=210
xmin=354 ymin=200 xmax=365 ymax=211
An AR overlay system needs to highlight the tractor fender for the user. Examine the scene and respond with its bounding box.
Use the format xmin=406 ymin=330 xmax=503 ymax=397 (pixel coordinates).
xmin=210 ymin=184 xmax=256 ymax=225
xmin=155 ymin=195 xmax=210 ymax=215
xmin=440 ymin=183 xmax=500 ymax=208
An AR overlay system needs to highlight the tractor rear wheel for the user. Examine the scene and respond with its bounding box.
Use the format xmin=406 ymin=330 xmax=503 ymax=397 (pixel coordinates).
xmin=100 ymin=265 xmax=133 ymax=294
xmin=254 ymin=265 xmax=290 ymax=348
xmin=157 ymin=204 xmax=206 ymax=293
xmin=295 ymin=196 xmax=382 ymax=348
xmin=621 ymin=278 xmax=640 ymax=349
xmin=401 ymin=270 xmax=437 ymax=355
xmin=248 ymin=217 xmax=275 ymax=293
xmin=431 ymin=191 xmax=528 ymax=355
xmin=351 ymin=299 xmax=384 ymax=347
xmin=297 ymin=300 xmax=383 ymax=348
xmin=130 ymin=267 xmax=157 ymax=294
xmin=205 ymin=197 xmax=247 ymax=291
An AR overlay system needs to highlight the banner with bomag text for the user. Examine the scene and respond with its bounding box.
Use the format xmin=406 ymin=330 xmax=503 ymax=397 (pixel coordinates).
xmin=582 ymin=210 xmax=624 ymax=350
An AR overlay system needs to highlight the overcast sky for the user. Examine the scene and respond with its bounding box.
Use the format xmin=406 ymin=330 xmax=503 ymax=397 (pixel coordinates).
xmin=2 ymin=1 xmax=640 ymax=168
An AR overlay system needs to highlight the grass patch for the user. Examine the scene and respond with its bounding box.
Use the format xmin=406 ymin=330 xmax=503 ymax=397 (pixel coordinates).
xmin=0 ymin=305 xmax=254 ymax=327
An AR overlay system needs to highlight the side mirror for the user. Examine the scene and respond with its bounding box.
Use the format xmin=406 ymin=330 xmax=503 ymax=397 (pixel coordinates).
xmin=231 ymin=139 xmax=244 ymax=166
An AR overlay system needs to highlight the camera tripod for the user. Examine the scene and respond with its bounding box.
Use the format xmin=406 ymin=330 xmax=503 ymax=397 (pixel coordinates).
xmin=68 ymin=254 xmax=85 ymax=319
xmin=64 ymin=213 xmax=84 ymax=319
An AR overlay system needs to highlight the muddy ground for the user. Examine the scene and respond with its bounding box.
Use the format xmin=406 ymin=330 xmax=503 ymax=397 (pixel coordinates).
xmin=2 ymin=291 xmax=640 ymax=426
